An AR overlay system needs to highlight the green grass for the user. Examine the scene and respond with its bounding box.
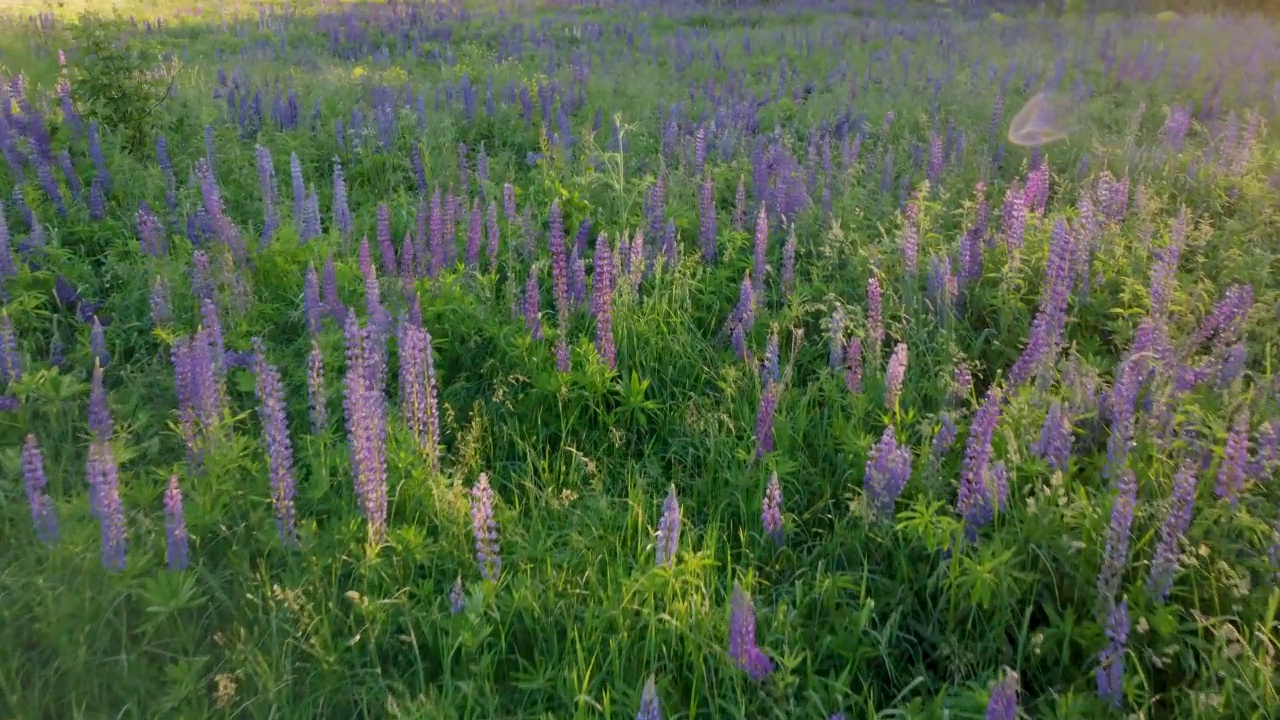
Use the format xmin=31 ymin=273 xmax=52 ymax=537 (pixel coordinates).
xmin=1 ymin=1 xmax=1279 ymax=719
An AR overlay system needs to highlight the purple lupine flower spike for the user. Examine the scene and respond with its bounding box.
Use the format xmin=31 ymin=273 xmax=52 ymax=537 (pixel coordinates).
xmin=0 ymin=313 xmax=20 ymax=385
xmin=752 ymin=204 xmax=768 ymax=297
xmin=89 ymin=362 xmax=113 ymax=441
xmin=761 ymin=472 xmax=784 ymax=546
xmin=549 ymin=200 xmax=569 ymax=315
xmin=1216 ymin=409 xmax=1249 ymax=507
xmin=636 ymin=675 xmax=662 ymax=720
xmin=90 ymin=315 xmax=109 ymax=368
xmin=655 ymin=485 xmax=681 ymax=567
xmin=306 ymin=337 xmax=327 ymax=434
xmin=1096 ymin=597 xmax=1130 ymax=707
xmin=957 ymin=386 xmax=1004 ymax=539
xmin=1097 ymin=469 xmax=1137 ymax=607
xmin=23 ymin=434 xmax=58 ymax=543
xmin=755 ymin=372 xmax=779 ymax=459
xmin=88 ymin=439 xmax=126 ymax=571
xmin=592 ymin=233 xmax=617 ymax=370
xmin=728 ymin=583 xmax=773 ymax=680
xmin=522 ymin=265 xmax=543 ymax=339
xmin=1147 ymin=460 xmax=1198 ymax=603
xmin=253 ymin=338 xmax=298 ymax=546
xmin=1030 ymin=401 xmax=1073 ymax=470
xmin=885 ymin=342 xmax=908 ymax=409
xmin=164 ymin=473 xmax=188 ymax=570
xmin=343 ymin=314 xmax=388 ymax=544
xmin=449 ymin=576 xmax=466 ymax=614
xmin=332 ymin=157 xmax=351 ymax=240
xmin=844 ymin=337 xmax=863 ymax=394
xmin=867 ymin=276 xmax=884 ymax=359
xmin=985 ymin=669 xmax=1019 ymax=720
xmin=471 ymin=472 xmax=501 ymax=581
xmin=864 ymin=425 xmax=912 ymax=518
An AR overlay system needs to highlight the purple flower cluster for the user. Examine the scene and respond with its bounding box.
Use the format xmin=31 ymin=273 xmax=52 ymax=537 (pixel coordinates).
xmin=636 ymin=675 xmax=662 ymax=720
xmin=164 ymin=474 xmax=188 ymax=571
xmin=1096 ymin=597 xmax=1130 ymax=707
xmin=343 ymin=314 xmax=389 ymax=544
xmin=957 ymin=387 xmax=1004 ymax=539
xmin=23 ymin=434 xmax=58 ymax=544
xmin=864 ymin=425 xmax=912 ymax=518
xmin=885 ymin=342 xmax=908 ymax=409
xmin=1215 ymin=409 xmax=1250 ymax=507
xmin=1097 ymin=468 xmax=1137 ymax=607
xmin=471 ymin=472 xmax=501 ymax=582
xmin=728 ymin=583 xmax=773 ymax=680
xmin=844 ymin=337 xmax=863 ymax=394
xmin=655 ymin=485 xmax=681 ymax=567
xmin=985 ymin=669 xmax=1019 ymax=720
xmin=398 ymin=317 xmax=441 ymax=471
xmin=1030 ymin=401 xmax=1072 ymax=471
xmin=1007 ymin=219 xmax=1074 ymax=387
xmin=87 ymin=435 xmax=126 ymax=571
xmin=1147 ymin=460 xmax=1198 ymax=603
xmin=761 ymin=472 xmax=784 ymax=546
xmin=592 ymin=233 xmax=617 ymax=370
xmin=252 ymin=339 xmax=298 ymax=546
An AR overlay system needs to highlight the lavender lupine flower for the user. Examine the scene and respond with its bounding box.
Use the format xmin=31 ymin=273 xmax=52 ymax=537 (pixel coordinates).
xmin=728 ymin=583 xmax=773 ymax=680
xmin=726 ymin=271 xmax=756 ymax=362
xmin=332 ymin=158 xmax=351 ymax=240
xmin=845 ymin=337 xmax=863 ymax=394
xmin=548 ymin=201 xmax=570 ymax=315
xmin=755 ymin=373 xmax=780 ymax=459
xmin=1147 ymin=460 xmax=1198 ymax=603
xmin=471 ymin=472 xmax=501 ymax=582
xmin=376 ymin=203 xmax=396 ymax=275
xmin=398 ymin=319 xmax=441 ymax=470
xmin=465 ymin=199 xmax=482 ymax=270
xmin=1000 ymin=180 xmax=1027 ymax=254
xmin=88 ymin=121 xmax=110 ymax=191
xmin=867 ymin=276 xmax=884 ymax=359
xmin=89 ymin=362 xmax=113 ymax=441
xmin=1216 ymin=409 xmax=1250 ymax=506
xmin=449 ymin=576 xmax=466 ymax=614
xmin=163 ymin=474 xmax=188 ymax=570
xmin=957 ymin=387 xmax=1004 ymax=539
xmin=781 ymin=224 xmax=797 ymax=301
xmin=1008 ymin=219 xmax=1074 ymax=387
xmin=522 ymin=265 xmax=543 ymax=339
xmin=1097 ymin=468 xmax=1138 ymax=607
xmin=1096 ymin=597 xmax=1130 ymax=708
xmin=308 ymin=338 xmax=327 ymax=434
xmin=700 ymin=172 xmax=717 ymax=263
xmin=1252 ymin=420 xmax=1279 ymax=478
xmin=592 ymin=233 xmax=617 ymax=370
xmin=486 ymin=200 xmax=500 ymax=269
xmin=900 ymin=199 xmax=919 ymax=275
xmin=864 ymin=424 xmax=912 ymax=518
xmin=761 ymin=472 xmax=784 ymax=546
xmin=985 ymin=670 xmax=1019 ymax=720
xmin=885 ymin=342 xmax=908 ymax=410
xmin=343 ymin=315 xmax=388 ymax=545
xmin=733 ymin=177 xmax=746 ymax=232
xmin=503 ymin=183 xmax=517 ymax=223
xmin=136 ymin=203 xmax=166 ymax=257
xmin=655 ymin=484 xmax=681 ymax=567
xmin=636 ymin=675 xmax=662 ymax=720
xmin=931 ymin=412 xmax=958 ymax=461
xmin=752 ymin=204 xmax=768 ymax=298
xmin=0 ymin=205 xmax=14 ymax=281
xmin=428 ymin=188 xmax=445 ymax=278
xmin=304 ymin=264 xmax=322 ymax=335
xmin=1030 ymin=401 xmax=1073 ymax=470
xmin=828 ymin=308 xmax=845 ymax=370
xmin=90 ymin=315 xmax=109 ymax=368
xmin=290 ymin=152 xmax=305 ymax=222
xmin=87 ymin=438 xmax=127 ymax=571
xmin=253 ymin=339 xmax=298 ymax=546
xmin=0 ymin=313 xmax=20 ymax=385
xmin=569 ymin=244 xmax=587 ymax=308
xmin=554 ymin=334 xmax=571 ymax=373
xmin=23 ymin=434 xmax=58 ymax=543
xmin=256 ymin=145 xmax=278 ymax=244
xmin=322 ymin=256 xmax=343 ymax=322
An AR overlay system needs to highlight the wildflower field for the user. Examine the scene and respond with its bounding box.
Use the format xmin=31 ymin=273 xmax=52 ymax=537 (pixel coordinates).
xmin=1 ymin=0 xmax=1279 ymax=717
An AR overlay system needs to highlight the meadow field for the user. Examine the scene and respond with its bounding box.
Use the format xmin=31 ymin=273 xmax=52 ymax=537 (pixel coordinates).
xmin=1 ymin=0 xmax=1279 ymax=718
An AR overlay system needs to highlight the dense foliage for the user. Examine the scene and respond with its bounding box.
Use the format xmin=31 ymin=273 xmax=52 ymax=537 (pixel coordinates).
xmin=1 ymin=1 xmax=1278 ymax=718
